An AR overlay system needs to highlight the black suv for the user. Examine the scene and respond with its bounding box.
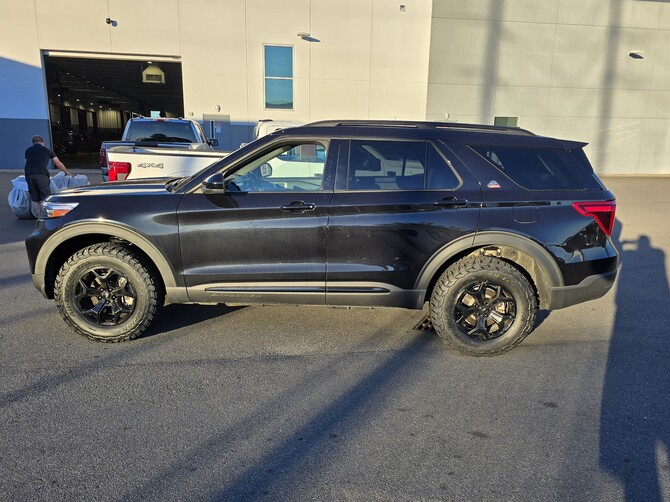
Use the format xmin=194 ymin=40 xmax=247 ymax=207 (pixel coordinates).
xmin=26 ymin=121 xmax=618 ymax=356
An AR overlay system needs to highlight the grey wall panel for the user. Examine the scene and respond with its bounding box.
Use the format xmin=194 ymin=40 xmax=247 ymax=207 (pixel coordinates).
xmin=0 ymin=119 xmax=51 ymax=170
xmin=427 ymin=0 xmax=670 ymax=174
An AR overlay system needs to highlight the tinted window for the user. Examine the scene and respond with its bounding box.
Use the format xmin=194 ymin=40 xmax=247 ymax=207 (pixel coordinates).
xmin=470 ymin=146 xmax=584 ymax=190
xmin=427 ymin=143 xmax=460 ymax=189
xmin=347 ymin=140 xmax=459 ymax=191
xmin=565 ymin=148 xmax=604 ymax=190
xmin=126 ymin=121 xmax=198 ymax=143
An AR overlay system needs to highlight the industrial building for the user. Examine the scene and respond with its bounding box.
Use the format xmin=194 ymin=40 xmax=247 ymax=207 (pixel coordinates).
xmin=2 ymin=0 xmax=670 ymax=174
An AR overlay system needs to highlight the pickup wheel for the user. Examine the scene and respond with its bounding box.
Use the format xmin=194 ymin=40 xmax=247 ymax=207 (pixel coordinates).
xmin=54 ymin=243 xmax=163 ymax=342
xmin=430 ymin=256 xmax=537 ymax=356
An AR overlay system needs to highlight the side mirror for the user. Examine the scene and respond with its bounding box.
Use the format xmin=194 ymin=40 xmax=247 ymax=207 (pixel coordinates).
xmin=259 ymin=162 xmax=273 ymax=178
xmin=209 ymin=138 xmax=219 ymax=147
xmin=202 ymin=172 xmax=225 ymax=193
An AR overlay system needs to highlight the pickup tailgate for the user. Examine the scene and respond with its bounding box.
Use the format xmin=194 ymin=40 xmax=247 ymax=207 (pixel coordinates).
xmin=106 ymin=147 xmax=229 ymax=180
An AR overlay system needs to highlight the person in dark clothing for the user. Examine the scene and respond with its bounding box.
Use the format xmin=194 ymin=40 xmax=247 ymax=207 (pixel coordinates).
xmin=25 ymin=135 xmax=72 ymax=216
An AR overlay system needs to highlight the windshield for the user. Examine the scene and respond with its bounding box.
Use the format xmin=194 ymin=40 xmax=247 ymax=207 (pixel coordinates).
xmin=126 ymin=121 xmax=198 ymax=143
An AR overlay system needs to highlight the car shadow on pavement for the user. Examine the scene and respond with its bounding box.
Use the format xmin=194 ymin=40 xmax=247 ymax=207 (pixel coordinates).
xmin=1 ymin=215 xmax=37 ymax=246
xmin=144 ymin=303 xmax=245 ymax=338
xmin=120 ymin=325 xmax=438 ymax=500
xmin=600 ymin=220 xmax=670 ymax=501
xmin=0 ymin=303 xmax=244 ymax=410
xmin=0 ymin=271 xmax=33 ymax=288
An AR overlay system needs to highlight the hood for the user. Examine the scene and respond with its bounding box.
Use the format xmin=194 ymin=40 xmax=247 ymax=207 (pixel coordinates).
xmin=51 ymin=178 xmax=171 ymax=198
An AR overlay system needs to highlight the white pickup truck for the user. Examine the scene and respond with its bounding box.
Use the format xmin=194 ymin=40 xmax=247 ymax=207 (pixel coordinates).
xmin=101 ymin=117 xmax=226 ymax=181
xmin=103 ymin=118 xmax=304 ymax=181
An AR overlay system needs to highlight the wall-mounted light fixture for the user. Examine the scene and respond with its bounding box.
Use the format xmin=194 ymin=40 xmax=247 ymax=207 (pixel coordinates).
xmin=297 ymin=32 xmax=320 ymax=42
xmin=628 ymin=51 xmax=644 ymax=60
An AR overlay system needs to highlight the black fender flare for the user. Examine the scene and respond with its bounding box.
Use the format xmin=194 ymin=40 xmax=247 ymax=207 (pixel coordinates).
xmin=35 ymin=220 xmax=179 ymax=291
xmin=414 ymin=234 xmax=477 ymax=291
xmin=415 ymin=231 xmax=563 ymax=308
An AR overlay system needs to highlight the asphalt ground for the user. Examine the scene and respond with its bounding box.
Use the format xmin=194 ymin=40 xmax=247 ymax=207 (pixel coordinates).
xmin=0 ymin=170 xmax=668 ymax=501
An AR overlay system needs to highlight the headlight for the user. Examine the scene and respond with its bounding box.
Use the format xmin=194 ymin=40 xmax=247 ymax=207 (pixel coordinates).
xmin=39 ymin=201 xmax=79 ymax=219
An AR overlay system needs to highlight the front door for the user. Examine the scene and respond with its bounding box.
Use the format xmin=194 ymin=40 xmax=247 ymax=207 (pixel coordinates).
xmin=178 ymin=139 xmax=337 ymax=305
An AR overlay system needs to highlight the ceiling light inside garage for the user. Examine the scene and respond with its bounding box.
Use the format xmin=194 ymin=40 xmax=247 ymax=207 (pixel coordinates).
xmin=142 ymin=64 xmax=165 ymax=84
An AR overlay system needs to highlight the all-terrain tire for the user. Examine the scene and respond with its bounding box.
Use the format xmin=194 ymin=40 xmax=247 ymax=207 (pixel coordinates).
xmin=54 ymin=243 xmax=163 ymax=342
xmin=430 ymin=256 xmax=537 ymax=356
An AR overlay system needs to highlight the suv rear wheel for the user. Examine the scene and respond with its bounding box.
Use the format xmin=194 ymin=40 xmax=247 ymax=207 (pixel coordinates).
xmin=430 ymin=256 xmax=537 ymax=356
xmin=54 ymin=243 xmax=163 ymax=342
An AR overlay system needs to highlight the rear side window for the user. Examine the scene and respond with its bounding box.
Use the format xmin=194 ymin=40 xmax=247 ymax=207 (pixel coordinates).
xmin=470 ymin=146 xmax=584 ymax=190
xmin=347 ymin=140 xmax=460 ymax=191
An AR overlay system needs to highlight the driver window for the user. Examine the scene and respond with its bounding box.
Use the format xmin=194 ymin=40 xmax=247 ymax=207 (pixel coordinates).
xmin=224 ymin=142 xmax=327 ymax=192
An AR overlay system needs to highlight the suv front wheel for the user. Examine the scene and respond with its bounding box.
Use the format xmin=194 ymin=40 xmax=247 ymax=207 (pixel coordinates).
xmin=54 ymin=243 xmax=163 ymax=342
xmin=430 ymin=256 xmax=537 ymax=356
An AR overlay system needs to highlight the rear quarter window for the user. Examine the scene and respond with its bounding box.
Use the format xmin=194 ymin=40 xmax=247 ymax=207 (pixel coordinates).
xmin=470 ymin=145 xmax=586 ymax=190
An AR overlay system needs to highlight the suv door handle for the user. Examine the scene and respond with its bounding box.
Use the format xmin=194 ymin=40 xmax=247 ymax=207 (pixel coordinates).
xmin=434 ymin=197 xmax=468 ymax=208
xmin=280 ymin=201 xmax=316 ymax=212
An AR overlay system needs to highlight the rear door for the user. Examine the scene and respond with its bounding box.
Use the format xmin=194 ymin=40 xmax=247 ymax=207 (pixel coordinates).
xmin=325 ymin=138 xmax=481 ymax=307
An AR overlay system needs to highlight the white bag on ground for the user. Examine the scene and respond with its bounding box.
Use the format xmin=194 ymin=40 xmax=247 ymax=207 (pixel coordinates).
xmin=8 ymin=176 xmax=32 ymax=219
xmin=50 ymin=172 xmax=89 ymax=193
xmin=8 ymin=174 xmax=90 ymax=219
xmin=11 ymin=175 xmax=28 ymax=192
xmin=66 ymin=174 xmax=88 ymax=189
xmin=49 ymin=171 xmax=68 ymax=194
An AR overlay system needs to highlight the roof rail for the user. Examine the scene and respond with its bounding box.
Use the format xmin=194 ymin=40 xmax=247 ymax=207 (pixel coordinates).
xmin=303 ymin=119 xmax=535 ymax=135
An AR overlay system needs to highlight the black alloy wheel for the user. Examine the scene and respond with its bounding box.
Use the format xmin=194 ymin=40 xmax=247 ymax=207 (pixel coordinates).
xmin=453 ymin=280 xmax=516 ymax=340
xmin=74 ymin=266 xmax=137 ymax=326
xmin=430 ymin=256 xmax=537 ymax=356
xmin=55 ymin=243 xmax=163 ymax=342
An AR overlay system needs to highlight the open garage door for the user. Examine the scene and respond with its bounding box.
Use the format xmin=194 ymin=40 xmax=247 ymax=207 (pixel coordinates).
xmin=43 ymin=52 xmax=184 ymax=165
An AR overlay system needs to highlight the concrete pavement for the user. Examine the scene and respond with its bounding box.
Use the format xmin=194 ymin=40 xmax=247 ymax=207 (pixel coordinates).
xmin=0 ymin=172 xmax=668 ymax=501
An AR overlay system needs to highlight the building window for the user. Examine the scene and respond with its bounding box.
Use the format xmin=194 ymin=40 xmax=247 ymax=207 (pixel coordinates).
xmin=264 ymin=45 xmax=293 ymax=110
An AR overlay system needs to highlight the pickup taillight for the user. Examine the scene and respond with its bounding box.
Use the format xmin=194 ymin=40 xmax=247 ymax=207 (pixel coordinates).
xmin=99 ymin=147 xmax=107 ymax=168
xmin=572 ymin=201 xmax=616 ymax=236
xmin=108 ymin=161 xmax=131 ymax=181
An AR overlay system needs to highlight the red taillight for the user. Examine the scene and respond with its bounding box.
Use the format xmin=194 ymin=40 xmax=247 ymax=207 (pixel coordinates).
xmin=572 ymin=201 xmax=616 ymax=236
xmin=99 ymin=148 xmax=107 ymax=168
xmin=108 ymin=161 xmax=131 ymax=181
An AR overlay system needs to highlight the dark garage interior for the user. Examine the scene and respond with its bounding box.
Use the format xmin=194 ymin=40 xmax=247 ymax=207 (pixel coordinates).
xmin=43 ymin=55 xmax=184 ymax=163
